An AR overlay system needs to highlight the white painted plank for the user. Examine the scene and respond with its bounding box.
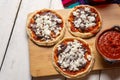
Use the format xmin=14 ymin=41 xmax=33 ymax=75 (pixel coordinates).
xmin=100 ymin=69 xmax=120 ymax=80
xmin=0 ymin=0 xmax=21 ymax=65
xmin=0 ymin=0 xmax=52 ymax=80
xmin=51 ymin=0 xmax=64 ymax=9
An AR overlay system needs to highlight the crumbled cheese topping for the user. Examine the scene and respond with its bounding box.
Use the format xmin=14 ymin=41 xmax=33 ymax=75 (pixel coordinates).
xmin=30 ymin=12 xmax=62 ymax=41
xmin=72 ymin=6 xmax=97 ymax=32
xmin=57 ymin=39 xmax=92 ymax=71
xmin=87 ymin=55 xmax=92 ymax=61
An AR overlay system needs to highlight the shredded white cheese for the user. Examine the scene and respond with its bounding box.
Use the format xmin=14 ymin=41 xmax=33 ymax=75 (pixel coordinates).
xmin=30 ymin=12 xmax=62 ymax=41
xmin=72 ymin=6 xmax=97 ymax=31
xmin=57 ymin=39 xmax=91 ymax=71
xmin=87 ymin=55 xmax=92 ymax=61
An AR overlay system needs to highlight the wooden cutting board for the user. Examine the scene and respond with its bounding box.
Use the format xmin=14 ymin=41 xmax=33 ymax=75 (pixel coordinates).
xmin=28 ymin=4 xmax=120 ymax=77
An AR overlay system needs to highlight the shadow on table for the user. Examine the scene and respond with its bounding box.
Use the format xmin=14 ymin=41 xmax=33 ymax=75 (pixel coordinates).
xmin=32 ymin=75 xmax=65 ymax=80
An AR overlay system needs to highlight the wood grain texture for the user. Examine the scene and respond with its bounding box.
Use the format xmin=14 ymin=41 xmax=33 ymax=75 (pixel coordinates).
xmin=29 ymin=4 xmax=120 ymax=77
xmin=0 ymin=0 xmax=21 ymax=65
xmin=0 ymin=0 xmax=51 ymax=80
xmin=50 ymin=0 xmax=64 ymax=9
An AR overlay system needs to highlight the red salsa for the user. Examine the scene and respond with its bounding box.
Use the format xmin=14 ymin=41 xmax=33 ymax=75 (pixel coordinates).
xmin=97 ymin=30 xmax=120 ymax=59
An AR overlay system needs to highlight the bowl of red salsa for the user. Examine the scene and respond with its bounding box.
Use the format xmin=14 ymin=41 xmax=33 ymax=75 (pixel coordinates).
xmin=96 ymin=26 xmax=120 ymax=63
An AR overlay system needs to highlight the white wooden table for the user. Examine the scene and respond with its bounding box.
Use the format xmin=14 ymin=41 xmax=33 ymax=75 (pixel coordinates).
xmin=0 ymin=0 xmax=120 ymax=80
